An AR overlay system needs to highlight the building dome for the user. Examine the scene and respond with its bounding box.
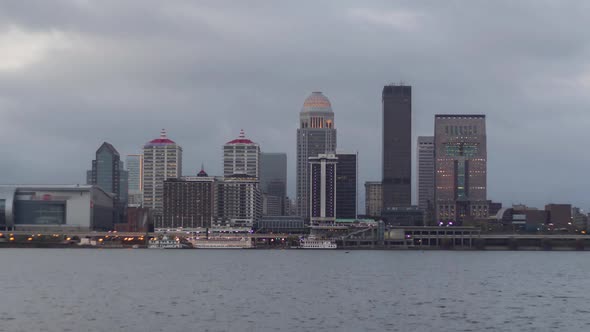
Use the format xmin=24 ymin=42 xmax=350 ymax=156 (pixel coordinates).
xmin=301 ymin=92 xmax=332 ymax=113
xmin=145 ymin=129 xmax=176 ymax=147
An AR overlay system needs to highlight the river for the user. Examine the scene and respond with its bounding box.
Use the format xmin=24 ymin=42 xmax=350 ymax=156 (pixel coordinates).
xmin=0 ymin=249 xmax=588 ymax=331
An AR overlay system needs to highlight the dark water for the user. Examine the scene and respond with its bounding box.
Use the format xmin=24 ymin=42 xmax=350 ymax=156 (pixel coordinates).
xmin=0 ymin=249 xmax=589 ymax=332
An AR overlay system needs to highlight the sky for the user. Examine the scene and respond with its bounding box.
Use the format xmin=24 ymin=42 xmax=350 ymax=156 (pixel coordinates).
xmin=2 ymin=0 xmax=590 ymax=211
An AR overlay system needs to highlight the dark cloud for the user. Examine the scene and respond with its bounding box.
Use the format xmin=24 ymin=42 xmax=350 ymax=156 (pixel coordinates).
xmin=2 ymin=1 xmax=590 ymax=211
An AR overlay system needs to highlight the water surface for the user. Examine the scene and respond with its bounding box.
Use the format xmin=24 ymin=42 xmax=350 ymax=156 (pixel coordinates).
xmin=0 ymin=249 xmax=588 ymax=331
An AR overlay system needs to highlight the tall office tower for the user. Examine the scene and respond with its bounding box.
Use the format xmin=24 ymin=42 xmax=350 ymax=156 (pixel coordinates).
xmin=215 ymin=174 xmax=262 ymax=227
xmin=87 ymin=142 xmax=128 ymax=224
xmin=309 ymin=154 xmax=337 ymax=224
xmin=126 ymin=154 xmax=143 ymax=207
xmin=417 ymin=136 xmax=435 ymax=223
xmin=434 ymin=115 xmax=487 ymax=225
xmin=162 ymin=170 xmax=215 ymax=229
xmin=260 ymin=152 xmax=287 ymax=216
xmin=223 ymin=130 xmax=260 ymax=178
xmin=296 ymin=92 xmax=337 ymax=219
xmin=364 ymin=181 xmax=382 ymax=217
xmin=336 ymin=152 xmax=357 ymax=219
xmin=382 ymin=84 xmax=412 ymax=211
xmin=143 ymin=129 xmax=182 ymax=226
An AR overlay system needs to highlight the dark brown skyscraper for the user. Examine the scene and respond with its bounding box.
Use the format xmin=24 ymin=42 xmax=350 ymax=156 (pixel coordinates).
xmin=382 ymin=84 xmax=412 ymax=211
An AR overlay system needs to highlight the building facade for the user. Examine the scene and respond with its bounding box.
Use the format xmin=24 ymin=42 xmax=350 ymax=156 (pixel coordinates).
xmin=260 ymin=152 xmax=287 ymax=216
xmin=215 ymin=174 xmax=262 ymax=227
xmin=296 ymin=92 xmax=337 ymax=219
xmin=0 ymin=185 xmax=114 ymax=231
xmin=336 ymin=152 xmax=357 ymax=219
xmin=417 ymin=136 xmax=435 ymax=223
xmin=545 ymin=204 xmax=572 ymax=228
xmin=256 ymin=216 xmax=306 ymax=233
xmin=434 ymin=115 xmax=487 ymax=225
xmin=87 ymin=142 xmax=128 ymax=223
xmin=162 ymin=172 xmax=215 ymax=229
xmin=382 ymin=84 xmax=412 ymax=210
xmin=365 ymin=181 xmax=383 ymax=217
xmin=309 ymin=154 xmax=337 ymax=224
xmin=126 ymin=154 xmax=143 ymax=207
xmin=143 ymin=129 xmax=182 ymax=225
xmin=223 ymin=130 xmax=260 ymax=178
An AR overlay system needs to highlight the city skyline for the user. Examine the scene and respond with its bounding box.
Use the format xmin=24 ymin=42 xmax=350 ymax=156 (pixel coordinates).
xmin=3 ymin=1 xmax=590 ymax=211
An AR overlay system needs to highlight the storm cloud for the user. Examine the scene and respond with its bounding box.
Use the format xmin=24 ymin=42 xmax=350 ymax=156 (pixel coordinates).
xmin=2 ymin=0 xmax=590 ymax=211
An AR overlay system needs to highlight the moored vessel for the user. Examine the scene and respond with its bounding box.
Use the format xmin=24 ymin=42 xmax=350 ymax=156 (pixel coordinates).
xmin=148 ymin=235 xmax=190 ymax=249
xmin=297 ymin=237 xmax=337 ymax=249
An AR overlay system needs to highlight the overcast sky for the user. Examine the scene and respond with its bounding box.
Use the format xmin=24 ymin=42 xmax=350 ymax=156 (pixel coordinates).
xmin=2 ymin=1 xmax=590 ymax=211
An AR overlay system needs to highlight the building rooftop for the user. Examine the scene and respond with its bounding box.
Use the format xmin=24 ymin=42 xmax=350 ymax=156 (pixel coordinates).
xmin=145 ymin=129 xmax=176 ymax=146
xmin=0 ymin=184 xmax=114 ymax=198
xmin=301 ymin=91 xmax=332 ymax=113
xmin=226 ymin=129 xmax=256 ymax=145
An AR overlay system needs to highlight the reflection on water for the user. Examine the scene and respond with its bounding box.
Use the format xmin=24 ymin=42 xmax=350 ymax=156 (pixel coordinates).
xmin=0 ymin=250 xmax=589 ymax=331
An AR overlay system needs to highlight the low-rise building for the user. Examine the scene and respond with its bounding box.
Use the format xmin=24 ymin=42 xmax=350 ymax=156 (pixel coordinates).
xmin=381 ymin=206 xmax=424 ymax=226
xmin=0 ymin=185 xmax=114 ymax=231
xmin=255 ymin=216 xmax=306 ymax=233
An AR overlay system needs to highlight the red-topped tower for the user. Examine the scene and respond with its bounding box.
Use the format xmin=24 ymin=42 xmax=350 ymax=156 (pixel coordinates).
xmin=223 ymin=129 xmax=260 ymax=178
xmin=143 ymin=129 xmax=182 ymax=224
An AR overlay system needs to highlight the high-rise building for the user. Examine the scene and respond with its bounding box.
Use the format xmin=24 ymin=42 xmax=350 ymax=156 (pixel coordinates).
xmin=126 ymin=154 xmax=143 ymax=207
xmin=417 ymin=136 xmax=435 ymax=223
xmin=382 ymin=84 xmax=412 ymax=210
xmin=364 ymin=181 xmax=382 ymax=217
xmin=434 ymin=115 xmax=487 ymax=225
xmin=223 ymin=130 xmax=260 ymax=178
xmin=162 ymin=169 xmax=215 ymax=229
xmin=260 ymin=152 xmax=287 ymax=216
xmin=296 ymin=92 xmax=337 ymax=219
xmin=143 ymin=129 xmax=182 ymax=225
xmin=215 ymin=174 xmax=262 ymax=227
xmin=87 ymin=142 xmax=128 ymax=224
xmin=309 ymin=154 xmax=337 ymax=224
xmin=336 ymin=152 xmax=357 ymax=219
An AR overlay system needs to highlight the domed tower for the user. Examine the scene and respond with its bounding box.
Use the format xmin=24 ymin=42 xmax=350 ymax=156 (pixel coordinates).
xmin=296 ymin=92 xmax=337 ymax=220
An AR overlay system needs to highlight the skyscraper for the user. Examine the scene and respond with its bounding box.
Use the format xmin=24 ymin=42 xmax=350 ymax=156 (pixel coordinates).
xmin=336 ymin=152 xmax=357 ymax=219
xmin=143 ymin=129 xmax=182 ymax=225
xmin=126 ymin=154 xmax=143 ymax=207
xmin=223 ymin=130 xmax=260 ymax=178
xmin=434 ymin=115 xmax=487 ymax=225
xmin=382 ymin=84 xmax=412 ymax=211
xmin=309 ymin=154 xmax=337 ymax=224
xmin=417 ymin=136 xmax=435 ymax=220
xmin=296 ymin=92 xmax=337 ymax=219
xmin=260 ymin=152 xmax=287 ymax=216
xmin=87 ymin=142 xmax=128 ymax=224
xmin=364 ymin=181 xmax=382 ymax=217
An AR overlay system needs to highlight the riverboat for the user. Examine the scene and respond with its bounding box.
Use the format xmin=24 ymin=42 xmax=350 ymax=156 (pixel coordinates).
xmin=297 ymin=237 xmax=337 ymax=249
xmin=148 ymin=235 xmax=187 ymax=249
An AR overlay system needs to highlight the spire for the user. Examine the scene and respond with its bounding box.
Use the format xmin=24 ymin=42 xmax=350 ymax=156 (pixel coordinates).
xmin=239 ymin=129 xmax=245 ymax=139
xmin=160 ymin=129 xmax=167 ymax=138
xmin=197 ymin=163 xmax=208 ymax=177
